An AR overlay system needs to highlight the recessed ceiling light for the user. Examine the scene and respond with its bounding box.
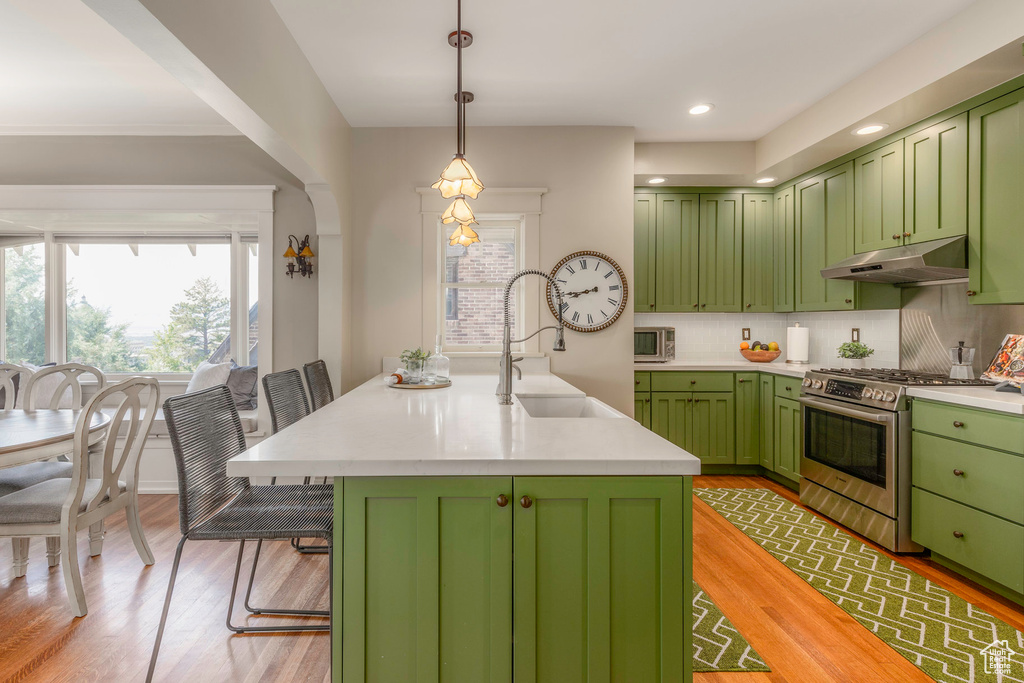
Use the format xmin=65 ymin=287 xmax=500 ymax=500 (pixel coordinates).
xmin=755 ymin=177 xmax=776 ymax=184
xmin=854 ymin=123 xmax=888 ymax=136
xmin=647 ymin=177 xmax=667 ymax=184
xmin=688 ymin=104 xmax=714 ymax=116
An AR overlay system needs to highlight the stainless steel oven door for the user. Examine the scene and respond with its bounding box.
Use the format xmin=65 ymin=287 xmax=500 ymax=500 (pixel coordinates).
xmin=799 ymin=395 xmax=900 ymax=518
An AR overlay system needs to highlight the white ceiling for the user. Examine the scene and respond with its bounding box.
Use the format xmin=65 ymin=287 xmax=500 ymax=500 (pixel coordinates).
xmin=271 ymin=0 xmax=978 ymax=142
xmin=0 ymin=0 xmax=235 ymax=135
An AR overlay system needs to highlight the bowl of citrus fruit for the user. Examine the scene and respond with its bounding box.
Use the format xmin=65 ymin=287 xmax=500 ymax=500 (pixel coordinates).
xmin=739 ymin=340 xmax=781 ymax=363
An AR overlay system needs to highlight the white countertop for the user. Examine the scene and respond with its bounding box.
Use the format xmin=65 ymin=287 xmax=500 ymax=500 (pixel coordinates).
xmin=634 ymin=360 xmax=815 ymax=378
xmin=227 ymin=373 xmax=701 ymax=478
xmin=908 ymin=385 xmax=1024 ymax=415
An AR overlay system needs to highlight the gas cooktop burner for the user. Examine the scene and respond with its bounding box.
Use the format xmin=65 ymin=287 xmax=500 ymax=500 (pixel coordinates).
xmin=816 ymin=368 xmax=992 ymax=386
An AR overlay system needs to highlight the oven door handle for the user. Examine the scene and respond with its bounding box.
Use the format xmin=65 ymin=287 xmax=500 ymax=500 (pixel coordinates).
xmin=798 ymin=396 xmax=895 ymax=424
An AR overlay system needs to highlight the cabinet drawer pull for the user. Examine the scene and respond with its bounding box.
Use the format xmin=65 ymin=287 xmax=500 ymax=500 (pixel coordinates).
xmin=952 ymin=420 xmax=964 ymax=428
xmin=785 ymin=386 xmax=792 ymax=391
xmin=496 ymin=494 xmax=509 ymax=507
xmin=738 ymin=378 xmax=747 ymax=383
xmin=966 ymin=290 xmax=976 ymax=297
xmin=845 ymin=298 xmax=852 ymax=304
xmin=520 ymin=495 xmax=533 ymax=509
xmin=953 ymin=469 xmax=964 ymax=477
xmin=952 ymin=531 xmax=964 ymax=539
xmin=690 ymin=380 xmax=697 ymax=385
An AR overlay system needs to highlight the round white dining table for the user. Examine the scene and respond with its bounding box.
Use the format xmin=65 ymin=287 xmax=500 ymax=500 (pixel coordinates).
xmin=0 ymin=409 xmax=111 ymax=470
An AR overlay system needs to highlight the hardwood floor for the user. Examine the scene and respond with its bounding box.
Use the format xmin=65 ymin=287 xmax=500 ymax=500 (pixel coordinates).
xmin=1 ymin=479 xmax=1022 ymax=682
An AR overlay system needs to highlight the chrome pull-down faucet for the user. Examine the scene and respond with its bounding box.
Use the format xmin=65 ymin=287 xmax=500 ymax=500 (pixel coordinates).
xmin=497 ymin=269 xmax=566 ymax=405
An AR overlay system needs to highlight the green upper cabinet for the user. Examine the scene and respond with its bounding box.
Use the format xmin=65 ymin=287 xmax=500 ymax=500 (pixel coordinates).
xmin=513 ymin=476 xmax=689 ymax=683
xmin=773 ymin=185 xmax=796 ymax=313
xmin=795 ymin=162 xmax=856 ymax=311
xmin=969 ymin=89 xmax=1024 ymax=304
xmin=698 ymin=194 xmax=743 ymax=312
xmin=633 ymin=194 xmax=657 ymax=312
xmin=734 ymin=374 xmax=760 ymax=465
xmin=655 ymin=194 xmax=700 ymax=312
xmin=742 ymin=194 xmax=774 ymax=312
xmin=905 ymin=113 xmax=968 ymax=245
xmin=342 ymin=477 xmax=513 ymax=683
xmin=854 ymin=140 xmax=905 ymax=253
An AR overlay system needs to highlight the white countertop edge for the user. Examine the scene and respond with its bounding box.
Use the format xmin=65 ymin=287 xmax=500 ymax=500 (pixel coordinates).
xmin=634 ymin=361 xmax=814 ymax=377
xmin=908 ymin=386 xmax=1024 ymax=415
xmin=226 ymin=459 xmax=702 ymax=478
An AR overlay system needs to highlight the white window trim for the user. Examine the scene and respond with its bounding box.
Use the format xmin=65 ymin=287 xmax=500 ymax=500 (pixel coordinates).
xmin=418 ymin=187 xmax=546 ymax=356
xmin=0 ymin=185 xmax=275 ymax=424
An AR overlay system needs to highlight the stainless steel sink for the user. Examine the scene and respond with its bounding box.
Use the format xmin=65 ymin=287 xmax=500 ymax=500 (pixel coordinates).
xmin=514 ymin=395 xmax=625 ymax=418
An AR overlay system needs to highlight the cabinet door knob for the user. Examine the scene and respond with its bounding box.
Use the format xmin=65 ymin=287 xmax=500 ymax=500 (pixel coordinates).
xmin=687 ymin=398 xmax=693 ymax=403
xmin=520 ymin=495 xmax=533 ymax=509
xmin=953 ymin=531 xmax=964 ymax=539
xmin=690 ymin=380 xmax=697 ymax=385
xmin=649 ymin=303 xmax=655 ymax=308
xmin=644 ymin=398 xmax=650 ymax=403
xmin=692 ymin=303 xmax=699 ymax=308
xmin=635 ymin=379 xmax=641 ymax=385
xmin=738 ymin=378 xmax=747 ymax=383
xmin=892 ymin=234 xmax=901 ymax=241
xmin=903 ymin=232 xmax=911 ymax=238
xmin=496 ymin=494 xmax=509 ymax=507
xmin=953 ymin=420 xmax=964 ymax=428
xmin=845 ymin=298 xmax=852 ymax=304
xmin=746 ymin=303 xmax=751 ymax=308
xmin=966 ymin=290 xmax=976 ymax=297
xmin=952 ymin=469 xmax=964 ymax=477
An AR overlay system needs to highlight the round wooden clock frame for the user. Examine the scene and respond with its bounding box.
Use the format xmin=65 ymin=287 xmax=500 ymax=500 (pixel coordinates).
xmin=545 ymin=250 xmax=629 ymax=333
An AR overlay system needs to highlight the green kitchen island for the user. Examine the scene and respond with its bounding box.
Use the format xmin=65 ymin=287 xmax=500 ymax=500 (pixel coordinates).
xmin=227 ymin=373 xmax=701 ymax=682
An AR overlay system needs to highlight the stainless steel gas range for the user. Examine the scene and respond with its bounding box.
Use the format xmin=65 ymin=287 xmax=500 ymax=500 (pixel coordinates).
xmin=798 ymin=368 xmax=991 ymax=553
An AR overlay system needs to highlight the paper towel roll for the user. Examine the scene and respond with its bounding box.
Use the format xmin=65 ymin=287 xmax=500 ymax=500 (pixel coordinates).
xmin=787 ymin=324 xmax=810 ymax=364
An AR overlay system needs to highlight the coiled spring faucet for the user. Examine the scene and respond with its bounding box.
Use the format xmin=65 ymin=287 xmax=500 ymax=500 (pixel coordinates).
xmin=497 ymin=269 xmax=566 ymax=405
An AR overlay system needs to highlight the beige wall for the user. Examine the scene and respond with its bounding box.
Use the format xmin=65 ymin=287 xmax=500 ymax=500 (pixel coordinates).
xmin=0 ymin=135 xmax=318 ymax=374
xmin=350 ymin=126 xmax=635 ymax=414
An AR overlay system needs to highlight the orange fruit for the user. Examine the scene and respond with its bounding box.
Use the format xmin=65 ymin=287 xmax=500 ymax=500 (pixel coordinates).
xmin=740 ymin=342 xmax=750 ymax=350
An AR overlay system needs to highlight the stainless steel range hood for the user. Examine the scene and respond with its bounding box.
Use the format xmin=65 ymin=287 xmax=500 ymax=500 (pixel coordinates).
xmin=820 ymin=236 xmax=967 ymax=284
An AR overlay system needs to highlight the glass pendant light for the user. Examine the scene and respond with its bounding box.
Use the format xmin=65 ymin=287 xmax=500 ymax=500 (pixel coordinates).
xmin=434 ymin=0 xmax=483 ymax=245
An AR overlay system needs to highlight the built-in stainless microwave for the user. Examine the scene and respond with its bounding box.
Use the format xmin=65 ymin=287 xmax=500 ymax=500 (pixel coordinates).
xmin=634 ymin=327 xmax=675 ymax=363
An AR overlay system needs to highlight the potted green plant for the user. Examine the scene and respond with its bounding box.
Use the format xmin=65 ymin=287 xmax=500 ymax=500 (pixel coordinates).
xmin=837 ymin=341 xmax=874 ymax=368
xmin=400 ymin=347 xmax=430 ymax=383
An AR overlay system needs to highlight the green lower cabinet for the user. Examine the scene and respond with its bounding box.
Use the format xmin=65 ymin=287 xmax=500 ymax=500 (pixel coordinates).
xmin=774 ymin=397 xmax=802 ymax=483
xmin=513 ymin=476 xmax=690 ymax=683
xmin=758 ymin=375 xmax=775 ymax=469
xmin=651 ymin=391 xmax=735 ymax=465
xmin=337 ymin=476 xmax=692 ymax=683
xmin=635 ymin=392 xmax=651 ymax=429
xmin=734 ymin=374 xmax=760 ymax=465
xmin=341 ymin=477 xmax=513 ymax=683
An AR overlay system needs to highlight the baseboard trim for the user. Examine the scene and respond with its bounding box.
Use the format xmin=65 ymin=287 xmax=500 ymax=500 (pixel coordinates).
xmin=139 ymin=483 xmax=178 ymax=495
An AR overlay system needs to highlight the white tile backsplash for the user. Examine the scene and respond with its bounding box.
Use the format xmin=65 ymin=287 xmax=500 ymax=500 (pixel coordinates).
xmin=635 ymin=310 xmax=900 ymax=367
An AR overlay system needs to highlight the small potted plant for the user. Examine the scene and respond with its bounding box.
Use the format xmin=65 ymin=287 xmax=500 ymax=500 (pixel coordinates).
xmin=400 ymin=347 xmax=430 ymax=383
xmin=837 ymin=341 xmax=874 ymax=368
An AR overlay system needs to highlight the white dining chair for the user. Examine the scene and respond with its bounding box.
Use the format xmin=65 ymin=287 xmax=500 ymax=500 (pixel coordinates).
xmin=1 ymin=363 xmax=78 ymax=576
xmin=21 ymin=363 xmax=105 ymax=411
xmin=0 ymin=376 xmax=159 ymax=616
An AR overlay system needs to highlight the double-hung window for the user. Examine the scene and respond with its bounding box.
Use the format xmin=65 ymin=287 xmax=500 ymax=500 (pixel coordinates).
xmin=0 ymin=239 xmax=45 ymax=364
xmin=439 ymin=221 xmax=523 ymax=352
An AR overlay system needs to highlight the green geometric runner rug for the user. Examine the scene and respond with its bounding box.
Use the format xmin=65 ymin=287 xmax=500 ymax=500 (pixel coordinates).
xmin=696 ymin=488 xmax=1024 ymax=683
xmin=693 ymin=581 xmax=770 ymax=672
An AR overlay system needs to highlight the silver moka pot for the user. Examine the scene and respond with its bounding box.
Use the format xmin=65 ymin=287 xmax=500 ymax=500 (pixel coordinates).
xmin=949 ymin=341 xmax=975 ymax=380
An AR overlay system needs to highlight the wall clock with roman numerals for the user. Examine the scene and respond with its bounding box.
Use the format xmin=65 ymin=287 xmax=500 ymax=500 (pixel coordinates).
xmin=546 ymin=250 xmax=628 ymax=333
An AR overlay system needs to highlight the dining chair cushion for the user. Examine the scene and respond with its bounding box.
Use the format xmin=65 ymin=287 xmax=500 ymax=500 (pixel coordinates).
xmin=0 ymin=478 xmax=126 ymax=525
xmin=0 ymin=461 xmax=73 ymax=497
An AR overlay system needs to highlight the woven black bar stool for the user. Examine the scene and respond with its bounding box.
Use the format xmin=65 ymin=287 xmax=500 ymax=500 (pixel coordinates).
xmin=259 ymin=368 xmax=328 ymax=559
xmin=303 ymin=359 xmax=335 ymax=412
xmin=146 ymin=385 xmax=333 ymax=683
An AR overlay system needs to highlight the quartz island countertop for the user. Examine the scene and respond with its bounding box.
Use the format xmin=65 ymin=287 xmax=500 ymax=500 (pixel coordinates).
xmin=226 ymin=373 xmax=701 ymax=478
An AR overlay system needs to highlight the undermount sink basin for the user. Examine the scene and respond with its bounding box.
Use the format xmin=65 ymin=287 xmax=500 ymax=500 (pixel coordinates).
xmin=515 ymin=395 xmax=625 ymax=419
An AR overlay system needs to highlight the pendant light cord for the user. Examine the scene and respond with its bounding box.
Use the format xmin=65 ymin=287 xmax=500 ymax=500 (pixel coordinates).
xmin=456 ymin=0 xmax=464 ymax=157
